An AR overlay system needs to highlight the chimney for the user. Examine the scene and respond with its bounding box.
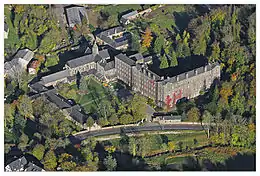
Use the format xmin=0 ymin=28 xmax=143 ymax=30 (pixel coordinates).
xmin=176 ymin=75 xmax=179 ymax=81
xmin=204 ymin=66 xmax=207 ymax=72
xmin=185 ymin=73 xmax=188 ymax=79
xmin=195 ymin=69 xmax=198 ymax=75
xmin=161 ymin=76 xmax=164 ymax=80
xmin=92 ymin=41 xmax=99 ymax=56
xmin=167 ymin=76 xmax=170 ymax=80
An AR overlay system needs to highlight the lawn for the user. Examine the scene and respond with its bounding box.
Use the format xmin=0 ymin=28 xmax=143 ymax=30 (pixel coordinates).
xmin=101 ymin=130 xmax=208 ymax=157
xmin=145 ymin=5 xmax=186 ymax=32
xmin=69 ymin=77 xmax=112 ymax=113
xmin=4 ymin=6 xmax=21 ymax=57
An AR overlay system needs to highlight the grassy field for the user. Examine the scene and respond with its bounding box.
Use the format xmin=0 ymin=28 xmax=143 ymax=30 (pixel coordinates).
xmin=69 ymin=77 xmax=112 ymax=113
xmin=101 ymin=130 xmax=208 ymax=156
xmin=4 ymin=6 xmax=21 ymax=57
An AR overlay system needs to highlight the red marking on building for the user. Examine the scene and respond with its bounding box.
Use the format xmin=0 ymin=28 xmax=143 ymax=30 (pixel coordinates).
xmin=149 ymin=79 xmax=155 ymax=88
xmin=165 ymin=95 xmax=172 ymax=108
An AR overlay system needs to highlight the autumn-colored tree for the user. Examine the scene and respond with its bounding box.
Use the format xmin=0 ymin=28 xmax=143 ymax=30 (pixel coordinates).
xmin=168 ymin=141 xmax=175 ymax=152
xmin=219 ymin=82 xmax=233 ymax=104
xmin=104 ymin=145 xmax=116 ymax=154
xmin=142 ymin=27 xmax=153 ymax=48
xmin=187 ymin=107 xmax=201 ymax=122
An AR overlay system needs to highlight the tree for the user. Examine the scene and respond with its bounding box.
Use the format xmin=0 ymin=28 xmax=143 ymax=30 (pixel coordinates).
xmin=211 ymin=85 xmax=219 ymax=102
xmin=104 ymin=145 xmax=116 ymax=154
xmin=219 ymin=82 xmax=233 ymax=105
xmin=103 ymin=155 xmax=117 ymax=171
xmin=128 ymin=137 xmax=137 ymax=156
xmin=142 ymin=27 xmax=153 ymax=48
xmin=97 ymin=117 xmax=109 ymax=127
xmin=209 ymin=41 xmax=220 ymax=63
xmin=168 ymin=141 xmax=175 ymax=152
xmin=108 ymin=114 xmax=119 ymax=125
xmin=129 ymin=94 xmax=147 ymax=122
xmin=4 ymin=103 xmax=15 ymax=129
xmin=160 ymin=54 xmax=169 ymax=69
xmin=150 ymin=23 xmax=160 ymax=35
xmin=187 ymin=107 xmax=201 ymax=122
xmin=137 ymin=134 xmax=152 ymax=158
xmin=81 ymin=146 xmax=94 ymax=162
xmin=170 ymin=50 xmax=178 ymax=67
xmin=86 ymin=117 xmax=94 ymax=128
xmin=17 ymin=95 xmax=33 ymax=118
xmin=13 ymin=113 xmax=27 ymax=134
xmin=154 ymin=35 xmax=164 ymax=53
xmin=43 ymin=150 xmax=57 ymax=170
xmin=32 ymin=144 xmax=45 ymax=161
xmin=60 ymin=161 xmax=77 ymax=171
xmin=202 ymin=110 xmax=213 ymax=138
xmin=18 ymin=132 xmax=29 ymax=151
xmin=119 ymin=114 xmax=133 ymax=125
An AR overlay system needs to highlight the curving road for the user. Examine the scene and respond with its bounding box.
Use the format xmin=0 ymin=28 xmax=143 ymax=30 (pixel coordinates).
xmin=69 ymin=123 xmax=205 ymax=144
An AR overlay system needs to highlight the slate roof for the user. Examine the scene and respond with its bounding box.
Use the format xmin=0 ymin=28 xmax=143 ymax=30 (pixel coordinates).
xmin=99 ymin=60 xmax=115 ymax=71
xmin=97 ymin=26 xmax=124 ymax=37
xmin=65 ymin=105 xmax=87 ymax=124
xmin=4 ymin=49 xmax=34 ymax=76
xmin=29 ymin=82 xmax=49 ymax=93
xmin=115 ymin=53 xmax=136 ymax=66
xmin=121 ymin=10 xmax=138 ymax=20
xmin=96 ymin=26 xmax=129 ymax=48
xmin=41 ymin=70 xmax=70 ymax=85
xmin=65 ymin=6 xmax=88 ymax=27
xmin=98 ymin=49 xmax=110 ymax=59
xmin=5 ymin=156 xmax=44 ymax=172
xmin=164 ymin=63 xmax=219 ymax=84
xmin=66 ymin=49 xmax=110 ymax=68
xmin=67 ymin=69 xmax=97 ymax=82
xmin=129 ymin=53 xmax=144 ymax=61
xmin=44 ymin=89 xmax=71 ymax=109
xmin=13 ymin=49 xmax=34 ymax=62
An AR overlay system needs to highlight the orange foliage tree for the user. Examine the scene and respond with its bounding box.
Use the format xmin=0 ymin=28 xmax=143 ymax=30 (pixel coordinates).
xmin=219 ymin=82 xmax=233 ymax=104
xmin=142 ymin=27 xmax=153 ymax=48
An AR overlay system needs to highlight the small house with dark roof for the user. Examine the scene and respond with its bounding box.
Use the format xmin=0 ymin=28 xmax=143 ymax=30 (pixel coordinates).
xmin=120 ymin=8 xmax=152 ymax=25
xmin=5 ymin=156 xmax=45 ymax=172
xmin=65 ymin=5 xmax=88 ymax=28
xmin=96 ymin=26 xmax=130 ymax=50
xmin=120 ymin=10 xmax=138 ymax=25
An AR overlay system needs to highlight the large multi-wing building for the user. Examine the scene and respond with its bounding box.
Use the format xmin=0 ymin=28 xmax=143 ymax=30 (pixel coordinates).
xmin=114 ymin=52 xmax=220 ymax=107
xmin=34 ymin=43 xmax=220 ymax=108
xmin=18 ymin=25 xmax=221 ymax=129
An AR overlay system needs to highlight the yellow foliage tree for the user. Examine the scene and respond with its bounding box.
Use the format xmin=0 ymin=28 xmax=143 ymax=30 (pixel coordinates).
xmin=219 ymin=82 xmax=233 ymax=104
xmin=168 ymin=141 xmax=175 ymax=152
xmin=142 ymin=27 xmax=153 ymax=48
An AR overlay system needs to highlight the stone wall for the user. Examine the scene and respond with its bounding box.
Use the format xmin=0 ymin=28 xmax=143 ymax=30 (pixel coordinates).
xmin=115 ymin=57 xmax=132 ymax=87
xmin=161 ymin=64 xmax=220 ymax=107
xmin=66 ymin=62 xmax=96 ymax=76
